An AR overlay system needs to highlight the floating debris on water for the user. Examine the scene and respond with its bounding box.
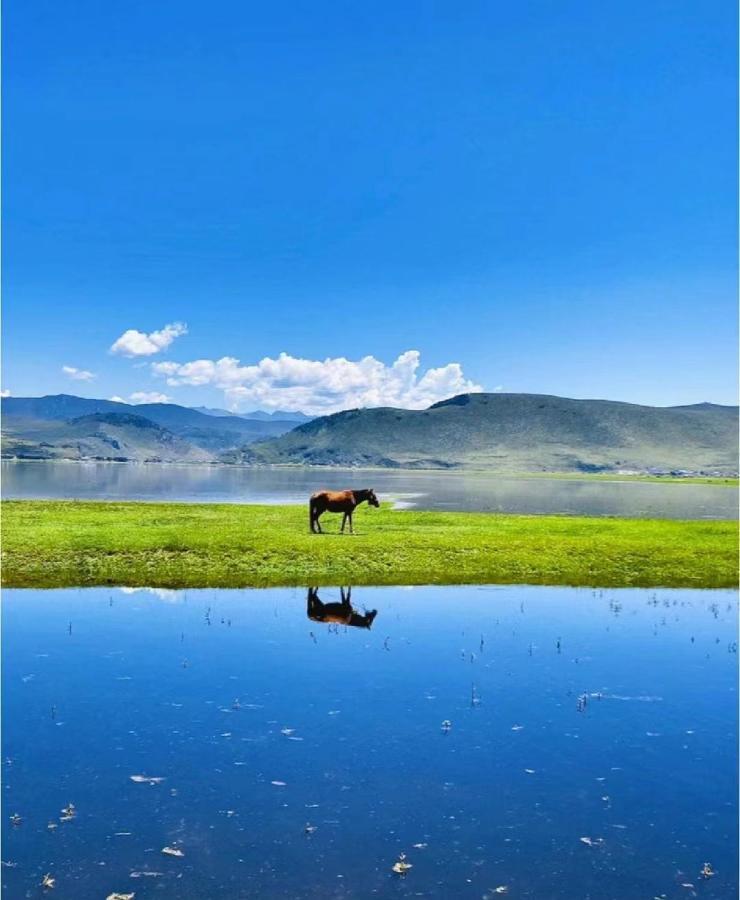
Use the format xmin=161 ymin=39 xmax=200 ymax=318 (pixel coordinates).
xmin=9 ymin=813 xmax=21 ymax=826
xmin=493 ymin=888 xmax=509 ymax=895
xmin=161 ymin=846 xmax=184 ymax=858
xmin=60 ymin=802 xmax=76 ymax=822
xmin=524 ymin=768 xmax=536 ymax=774
xmin=391 ymin=852 xmax=412 ymax=875
xmin=106 ymin=893 xmax=135 ymax=900
xmin=412 ymin=842 xmax=428 ymax=849
xmin=700 ymin=862 xmax=715 ymax=879
xmin=130 ymin=871 xmax=162 ymax=879
xmin=579 ymin=837 xmax=604 ymax=847
xmin=441 ymin=720 xmax=452 ymax=734
xmin=41 ymin=873 xmax=55 ymax=889
xmin=47 ymin=821 xmax=58 ymax=831
xmin=129 ymin=775 xmax=165 ymax=785
xmin=511 ymin=725 xmax=524 ymax=732
xmin=271 ymin=780 xmax=287 ymax=786
xmin=304 ymin=823 xmax=317 ymax=835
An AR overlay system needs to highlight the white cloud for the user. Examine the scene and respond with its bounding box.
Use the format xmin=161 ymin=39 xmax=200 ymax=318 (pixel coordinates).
xmin=129 ymin=391 xmax=172 ymax=405
xmin=152 ymin=349 xmax=482 ymax=414
xmin=62 ymin=365 xmax=96 ymax=382
xmin=1 ymin=389 xmax=10 ymax=398
xmin=108 ymin=392 xmax=172 ymax=404
xmin=110 ymin=322 xmax=187 ymax=357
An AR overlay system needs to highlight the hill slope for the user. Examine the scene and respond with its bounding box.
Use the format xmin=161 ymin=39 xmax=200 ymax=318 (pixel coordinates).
xmin=1 ymin=395 xmax=299 ymax=461
xmin=1 ymin=412 xmax=210 ymax=463
xmin=243 ymin=393 xmax=739 ymax=474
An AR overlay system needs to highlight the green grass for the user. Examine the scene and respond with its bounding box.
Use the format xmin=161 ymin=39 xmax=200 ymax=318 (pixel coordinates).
xmin=2 ymin=500 xmax=737 ymax=589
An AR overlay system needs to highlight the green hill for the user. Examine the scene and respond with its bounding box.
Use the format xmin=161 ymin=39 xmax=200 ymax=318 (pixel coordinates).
xmin=242 ymin=393 xmax=738 ymax=474
xmin=1 ymin=394 xmax=299 ymax=461
xmin=1 ymin=412 xmax=210 ymax=463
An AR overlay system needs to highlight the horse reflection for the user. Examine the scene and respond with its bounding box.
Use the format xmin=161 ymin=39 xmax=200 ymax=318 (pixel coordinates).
xmin=307 ymin=587 xmax=377 ymax=629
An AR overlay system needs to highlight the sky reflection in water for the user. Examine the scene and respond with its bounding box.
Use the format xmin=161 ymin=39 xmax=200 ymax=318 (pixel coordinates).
xmin=2 ymin=585 xmax=738 ymax=898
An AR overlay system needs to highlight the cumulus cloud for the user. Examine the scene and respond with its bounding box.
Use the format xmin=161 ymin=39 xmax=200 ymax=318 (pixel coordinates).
xmin=129 ymin=391 xmax=172 ymax=404
xmin=152 ymin=349 xmax=482 ymax=414
xmin=108 ymin=392 xmax=172 ymax=404
xmin=110 ymin=322 xmax=187 ymax=357
xmin=62 ymin=365 xmax=96 ymax=382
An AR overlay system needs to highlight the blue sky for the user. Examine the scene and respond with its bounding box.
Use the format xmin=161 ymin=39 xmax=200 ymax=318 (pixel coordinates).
xmin=3 ymin=0 xmax=737 ymax=412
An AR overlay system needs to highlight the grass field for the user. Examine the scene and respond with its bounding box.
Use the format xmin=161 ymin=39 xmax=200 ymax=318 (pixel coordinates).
xmin=2 ymin=500 xmax=737 ymax=589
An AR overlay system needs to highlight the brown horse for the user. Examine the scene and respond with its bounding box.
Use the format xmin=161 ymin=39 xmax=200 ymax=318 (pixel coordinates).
xmin=309 ymin=488 xmax=379 ymax=534
xmin=307 ymin=587 xmax=378 ymax=629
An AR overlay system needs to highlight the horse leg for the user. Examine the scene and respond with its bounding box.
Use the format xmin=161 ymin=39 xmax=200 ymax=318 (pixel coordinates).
xmin=341 ymin=512 xmax=347 ymax=533
xmin=314 ymin=510 xmax=323 ymax=534
xmin=348 ymin=511 xmax=354 ymax=534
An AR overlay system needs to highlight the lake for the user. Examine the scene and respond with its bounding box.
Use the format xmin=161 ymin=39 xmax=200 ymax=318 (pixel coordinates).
xmin=3 ymin=584 xmax=737 ymax=898
xmin=2 ymin=461 xmax=737 ymax=519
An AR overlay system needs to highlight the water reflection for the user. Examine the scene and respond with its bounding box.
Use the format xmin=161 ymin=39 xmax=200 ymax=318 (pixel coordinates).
xmin=307 ymin=586 xmax=378 ymax=630
xmin=2 ymin=584 xmax=737 ymax=899
xmin=3 ymin=460 xmax=737 ymax=519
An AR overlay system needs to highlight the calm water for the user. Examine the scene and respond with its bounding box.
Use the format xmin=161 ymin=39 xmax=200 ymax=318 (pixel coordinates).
xmin=2 ymin=461 xmax=737 ymax=519
xmin=3 ymin=585 xmax=737 ymax=898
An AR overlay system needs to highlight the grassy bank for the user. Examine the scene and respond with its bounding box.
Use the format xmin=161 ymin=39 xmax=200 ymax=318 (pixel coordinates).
xmin=2 ymin=500 xmax=737 ymax=589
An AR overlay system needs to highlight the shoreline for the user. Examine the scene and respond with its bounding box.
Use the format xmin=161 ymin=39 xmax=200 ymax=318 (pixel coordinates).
xmin=1 ymin=457 xmax=736 ymax=486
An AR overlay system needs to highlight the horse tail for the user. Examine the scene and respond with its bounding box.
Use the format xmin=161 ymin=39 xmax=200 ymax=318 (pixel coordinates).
xmin=309 ymin=498 xmax=314 ymax=531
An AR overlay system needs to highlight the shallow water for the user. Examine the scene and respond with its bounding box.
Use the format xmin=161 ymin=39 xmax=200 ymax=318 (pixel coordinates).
xmin=3 ymin=461 xmax=737 ymax=519
xmin=3 ymin=585 xmax=737 ymax=898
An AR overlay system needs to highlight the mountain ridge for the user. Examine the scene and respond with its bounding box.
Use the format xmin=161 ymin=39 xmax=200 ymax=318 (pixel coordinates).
xmin=2 ymin=392 xmax=737 ymax=474
xmin=239 ymin=392 xmax=738 ymax=475
xmin=1 ymin=394 xmax=299 ymax=462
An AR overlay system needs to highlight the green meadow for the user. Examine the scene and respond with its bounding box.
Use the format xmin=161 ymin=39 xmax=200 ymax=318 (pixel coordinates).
xmin=2 ymin=500 xmax=736 ymax=590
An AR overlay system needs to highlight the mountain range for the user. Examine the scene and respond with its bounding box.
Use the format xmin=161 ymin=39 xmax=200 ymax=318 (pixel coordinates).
xmin=2 ymin=392 xmax=737 ymax=474
xmin=240 ymin=392 xmax=738 ymax=475
xmin=1 ymin=395 xmax=299 ymax=462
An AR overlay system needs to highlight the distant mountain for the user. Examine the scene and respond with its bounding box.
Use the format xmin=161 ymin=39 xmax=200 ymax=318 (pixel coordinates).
xmin=1 ymin=394 xmax=300 ymax=462
xmin=239 ymin=393 xmax=739 ymax=475
xmin=1 ymin=411 xmax=210 ymax=463
xmin=240 ymin=409 xmax=314 ymax=423
xmin=191 ymin=406 xmax=241 ymax=418
xmin=192 ymin=405 xmax=313 ymax=423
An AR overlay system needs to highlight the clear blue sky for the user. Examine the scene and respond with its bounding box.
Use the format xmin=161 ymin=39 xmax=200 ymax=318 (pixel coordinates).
xmin=4 ymin=0 xmax=737 ymax=412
